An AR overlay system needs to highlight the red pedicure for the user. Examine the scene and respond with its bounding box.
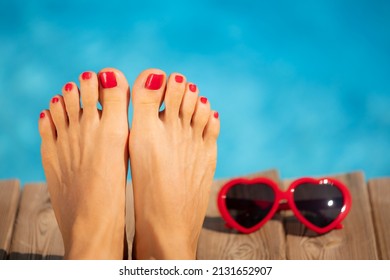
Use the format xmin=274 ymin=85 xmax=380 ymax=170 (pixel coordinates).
xmin=99 ymin=71 xmax=117 ymax=88
xmin=40 ymin=112 xmax=45 ymax=119
xmin=145 ymin=74 xmax=164 ymax=90
xmin=82 ymin=71 xmax=92 ymax=80
xmin=52 ymin=97 xmax=59 ymax=103
xmin=214 ymin=111 xmax=219 ymax=119
xmin=175 ymin=75 xmax=184 ymax=83
xmin=200 ymin=97 xmax=208 ymax=104
xmin=189 ymin=84 xmax=197 ymax=92
xmin=64 ymin=83 xmax=73 ymax=92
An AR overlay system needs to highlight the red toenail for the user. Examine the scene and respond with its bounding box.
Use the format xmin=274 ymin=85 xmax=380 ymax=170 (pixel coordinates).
xmin=200 ymin=97 xmax=208 ymax=104
xmin=189 ymin=84 xmax=197 ymax=92
xmin=175 ymin=75 xmax=184 ymax=83
xmin=82 ymin=71 xmax=92 ymax=80
xmin=214 ymin=111 xmax=219 ymax=119
xmin=64 ymin=83 xmax=73 ymax=92
xmin=52 ymin=97 xmax=59 ymax=103
xmin=99 ymin=71 xmax=117 ymax=88
xmin=40 ymin=112 xmax=45 ymax=119
xmin=145 ymin=74 xmax=164 ymax=90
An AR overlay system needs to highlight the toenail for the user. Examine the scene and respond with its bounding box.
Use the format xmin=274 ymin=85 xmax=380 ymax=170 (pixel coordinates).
xmin=145 ymin=74 xmax=164 ymax=90
xmin=40 ymin=112 xmax=45 ymax=119
xmin=214 ymin=111 xmax=219 ymax=119
xmin=52 ymin=97 xmax=59 ymax=103
xmin=175 ymin=75 xmax=184 ymax=83
xmin=82 ymin=71 xmax=92 ymax=80
xmin=189 ymin=84 xmax=197 ymax=92
xmin=200 ymin=97 xmax=208 ymax=104
xmin=99 ymin=71 xmax=117 ymax=88
xmin=64 ymin=83 xmax=73 ymax=92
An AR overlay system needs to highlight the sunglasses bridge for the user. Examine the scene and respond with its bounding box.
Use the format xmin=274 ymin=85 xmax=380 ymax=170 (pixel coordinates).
xmin=252 ymin=190 xmax=292 ymax=211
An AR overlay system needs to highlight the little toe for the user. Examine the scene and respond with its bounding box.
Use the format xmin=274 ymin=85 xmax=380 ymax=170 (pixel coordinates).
xmin=98 ymin=68 xmax=130 ymax=127
xmin=79 ymin=71 xmax=99 ymax=118
xmin=163 ymin=73 xmax=186 ymax=122
xmin=38 ymin=110 xmax=57 ymax=143
xmin=191 ymin=96 xmax=211 ymax=136
xmin=132 ymin=68 xmax=166 ymax=121
xmin=180 ymin=82 xmax=199 ymax=126
xmin=38 ymin=110 xmax=58 ymax=163
xmin=62 ymin=82 xmax=80 ymax=125
xmin=49 ymin=95 xmax=68 ymax=137
xmin=203 ymin=111 xmax=220 ymax=145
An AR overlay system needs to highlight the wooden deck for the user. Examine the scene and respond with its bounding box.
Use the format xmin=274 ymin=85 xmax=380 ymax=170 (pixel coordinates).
xmin=0 ymin=170 xmax=389 ymax=260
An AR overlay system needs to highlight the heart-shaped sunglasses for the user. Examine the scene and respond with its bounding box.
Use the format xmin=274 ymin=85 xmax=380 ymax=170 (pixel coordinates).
xmin=217 ymin=177 xmax=351 ymax=234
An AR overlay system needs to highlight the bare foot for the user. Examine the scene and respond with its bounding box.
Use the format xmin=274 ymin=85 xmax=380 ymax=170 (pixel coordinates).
xmin=129 ymin=69 xmax=220 ymax=259
xmin=38 ymin=68 xmax=130 ymax=259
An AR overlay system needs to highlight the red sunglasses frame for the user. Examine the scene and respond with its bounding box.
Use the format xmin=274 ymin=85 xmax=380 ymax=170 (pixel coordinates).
xmin=217 ymin=177 xmax=352 ymax=234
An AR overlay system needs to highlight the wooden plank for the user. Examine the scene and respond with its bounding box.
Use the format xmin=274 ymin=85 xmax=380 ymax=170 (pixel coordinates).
xmin=0 ymin=180 xmax=21 ymax=259
xmin=283 ymin=171 xmax=378 ymax=259
xmin=126 ymin=182 xmax=135 ymax=260
xmin=9 ymin=183 xmax=64 ymax=259
xmin=8 ymin=181 xmax=134 ymax=260
xmin=197 ymin=169 xmax=286 ymax=260
xmin=368 ymin=178 xmax=390 ymax=259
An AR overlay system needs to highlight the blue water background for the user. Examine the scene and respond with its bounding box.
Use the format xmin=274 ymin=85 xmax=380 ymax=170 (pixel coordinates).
xmin=0 ymin=0 xmax=389 ymax=185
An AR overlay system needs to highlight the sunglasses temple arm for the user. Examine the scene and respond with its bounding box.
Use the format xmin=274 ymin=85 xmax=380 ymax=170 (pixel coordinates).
xmin=225 ymin=223 xmax=233 ymax=229
xmin=335 ymin=223 xmax=344 ymax=230
xmin=277 ymin=202 xmax=290 ymax=211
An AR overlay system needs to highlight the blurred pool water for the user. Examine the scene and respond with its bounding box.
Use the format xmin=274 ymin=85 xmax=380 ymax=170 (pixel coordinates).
xmin=0 ymin=0 xmax=389 ymax=184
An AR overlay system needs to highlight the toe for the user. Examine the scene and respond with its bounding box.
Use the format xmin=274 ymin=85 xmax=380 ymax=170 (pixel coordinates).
xmin=98 ymin=68 xmax=130 ymax=127
xmin=132 ymin=68 xmax=167 ymax=120
xmin=203 ymin=111 xmax=220 ymax=145
xmin=49 ymin=95 xmax=68 ymax=137
xmin=79 ymin=71 xmax=99 ymax=119
xmin=164 ymin=73 xmax=186 ymax=122
xmin=62 ymin=82 xmax=81 ymax=125
xmin=191 ymin=96 xmax=211 ymax=136
xmin=180 ymin=82 xmax=199 ymax=126
xmin=38 ymin=110 xmax=57 ymax=162
xmin=38 ymin=110 xmax=57 ymax=142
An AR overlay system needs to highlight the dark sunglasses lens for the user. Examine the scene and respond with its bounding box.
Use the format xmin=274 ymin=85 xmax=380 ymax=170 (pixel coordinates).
xmin=225 ymin=183 xmax=275 ymax=228
xmin=293 ymin=183 xmax=344 ymax=228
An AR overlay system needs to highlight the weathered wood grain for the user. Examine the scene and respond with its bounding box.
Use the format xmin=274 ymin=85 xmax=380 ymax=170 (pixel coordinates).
xmin=283 ymin=171 xmax=378 ymax=259
xmin=197 ymin=169 xmax=286 ymax=260
xmin=9 ymin=183 xmax=64 ymax=259
xmin=2 ymin=174 xmax=388 ymax=260
xmin=368 ymin=178 xmax=390 ymax=260
xmin=0 ymin=180 xmax=21 ymax=259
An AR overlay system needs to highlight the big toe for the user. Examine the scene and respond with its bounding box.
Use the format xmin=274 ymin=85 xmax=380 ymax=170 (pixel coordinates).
xmin=131 ymin=68 xmax=167 ymax=122
xmin=97 ymin=68 xmax=130 ymax=131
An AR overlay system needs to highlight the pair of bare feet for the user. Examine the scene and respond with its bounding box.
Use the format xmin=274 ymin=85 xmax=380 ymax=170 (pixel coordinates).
xmin=38 ymin=68 xmax=220 ymax=260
